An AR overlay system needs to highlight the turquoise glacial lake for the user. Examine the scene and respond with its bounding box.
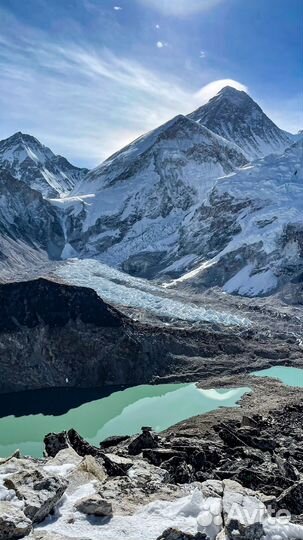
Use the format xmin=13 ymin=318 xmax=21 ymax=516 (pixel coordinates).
xmin=0 ymin=365 xmax=301 ymax=458
xmin=252 ymin=365 xmax=303 ymax=387
xmin=0 ymin=383 xmax=250 ymax=457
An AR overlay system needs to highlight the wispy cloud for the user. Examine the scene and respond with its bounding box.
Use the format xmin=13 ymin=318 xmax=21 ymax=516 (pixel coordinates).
xmin=156 ymin=41 xmax=167 ymax=48
xmin=0 ymin=21 xmax=248 ymax=166
xmin=4 ymin=4 xmax=297 ymax=170
xmin=137 ymin=0 xmax=224 ymax=16
xmin=2 ymin=6 xmax=243 ymax=166
xmin=194 ymin=79 xmax=248 ymax=102
xmin=113 ymin=6 xmax=122 ymax=10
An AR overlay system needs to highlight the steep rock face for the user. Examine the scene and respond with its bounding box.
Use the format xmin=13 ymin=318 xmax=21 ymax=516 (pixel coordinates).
xmin=188 ymin=86 xmax=293 ymax=160
xmin=0 ymin=132 xmax=88 ymax=198
xmin=0 ymin=276 xmax=257 ymax=393
xmin=170 ymin=140 xmax=303 ymax=296
xmin=0 ymin=170 xmax=64 ymax=264
xmin=58 ymin=115 xmax=247 ymax=275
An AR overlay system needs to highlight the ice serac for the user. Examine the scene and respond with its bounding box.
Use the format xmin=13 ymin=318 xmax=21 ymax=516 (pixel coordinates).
xmin=0 ymin=132 xmax=88 ymax=198
xmin=172 ymin=139 xmax=303 ymax=296
xmin=62 ymin=114 xmax=247 ymax=276
xmin=188 ymin=86 xmax=293 ymax=159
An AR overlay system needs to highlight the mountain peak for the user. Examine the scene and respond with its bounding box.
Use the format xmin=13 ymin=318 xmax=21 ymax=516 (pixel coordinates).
xmin=214 ymin=85 xmax=252 ymax=104
xmin=0 ymin=132 xmax=87 ymax=198
xmin=9 ymin=131 xmax=43 ymax=146
xmin=217 ymin=85 xmax=247 ymax=96
xmin=188 ymin=87 xmax=292 ymax=159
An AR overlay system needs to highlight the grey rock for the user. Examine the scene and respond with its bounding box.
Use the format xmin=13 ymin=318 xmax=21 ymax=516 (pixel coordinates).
xmin=0 ymin=501 xmax=32 ymax=540
xmin=74 ymin=494 xmax=113 ymax=517
xmin=31 ymin=532 xmax=90 ymax=540
xmin=156 ymin=529 xmax=208 ymax=540
xmin=4 ymin=468 xmax=67 ymax=523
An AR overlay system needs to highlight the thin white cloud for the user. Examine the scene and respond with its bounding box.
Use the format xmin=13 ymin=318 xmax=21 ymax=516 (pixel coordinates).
xmin=156 ymin=41 xmax=167 ymax=48
xmin=137 ymin=0 xmax=224 ymax=16
xmin=199 ymin=50 xmax=206 ymax=58
xmin=0 ymin=6 xmax=297 ymax=169
xmin=194 ymin=79 xmax=248 ymax=103
xmin=113 ymin=6 xmax=122 ymax=10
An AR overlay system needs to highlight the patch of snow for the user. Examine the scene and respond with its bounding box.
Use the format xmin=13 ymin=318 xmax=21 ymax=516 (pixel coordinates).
xmin=43 ymin=463 xmax=76 ymax=477
xmin=35 ymin=484 xmax=303 ymax=540
xmin=223 ymin=264 xmax=278 ymax=296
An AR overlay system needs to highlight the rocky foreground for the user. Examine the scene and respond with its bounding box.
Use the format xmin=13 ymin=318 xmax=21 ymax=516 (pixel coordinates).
xmin=1 ymin=383 xmax=303 ymax=540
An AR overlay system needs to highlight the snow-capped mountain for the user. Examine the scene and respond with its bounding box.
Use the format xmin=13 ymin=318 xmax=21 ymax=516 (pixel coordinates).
xmin=0 ymin=132 xmax=88 ymax=198
xmin=59 ymin=114 xmax=247 ymax=272
xmin=0 ymin=88 xmax=301 ymax=298
xmin=0 ymin=169 xmax=64 ymax=273
xmin=188 ymin=86 xmax=293 ymax=160
xmin=169 ymin=139 xmax=303 ymax=296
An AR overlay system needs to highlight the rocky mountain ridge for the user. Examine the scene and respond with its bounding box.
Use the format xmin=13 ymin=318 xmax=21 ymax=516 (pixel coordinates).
xmin=0 ymin=132 xmax=88 ymax=198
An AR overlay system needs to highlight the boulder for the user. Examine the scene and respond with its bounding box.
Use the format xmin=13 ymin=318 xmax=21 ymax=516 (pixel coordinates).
xmin=201 ymin=480 xmax=223 ymax=499
xmin=0 ymin=450 xmax=21 ymax=465
xmin=277 ymin=481 xmax=303 ymax=515
xmin=103 ymin=453 xmax=133 ymax=476
xmin=156 ymin=528 xmax=208 ymax=539
xmin=161 ymin=456 xmax=195 ymax=484
xmin=4 ymin=468 xmax=67 ymax=523
xmin=128 ymin=429 xmax=159 ymax=456
xmin=45 ymin=448 xmax=82 ymax=468
xmin=99 ymin=435 xmax=130 ymax=449
xmin=0 ymin=501 xmax=32 ymax=539
xmin=142 ymin=449 xmax=187 ymax=466
xmin=31 ymin=532 xmax=91 ymax=540
xmin=44 ymin=432 xmax=70 ymax=458
xmin=70 ymin=455 xmax=107 ymax=486
xmin=44 ymin=430 xmax=103 ymax=459
xmin=74 ymin=494 xmax=113 ymax=517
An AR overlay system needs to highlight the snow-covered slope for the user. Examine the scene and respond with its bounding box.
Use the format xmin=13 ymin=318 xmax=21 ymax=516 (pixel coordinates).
xmin=58 ymin=114 xmax=247 ymax=274
xmin=169 ymin=140 xmax=303 ymax=296
xmin=188 ymin=86 xmax=293 ymax=160
xmin=0 ymin=132 xmax=88 ymax=198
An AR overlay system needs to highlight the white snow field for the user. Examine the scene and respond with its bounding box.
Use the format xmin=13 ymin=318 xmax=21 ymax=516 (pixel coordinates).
xmin=35 ymin=482 xmax=303 ymax=540
xmin=168 ymin=140 xmax=303 ymax=296
xmin=1 ymin=461 xmax=303 ymax=540
xmin=55 ymin=259 xmax=250 ymax=327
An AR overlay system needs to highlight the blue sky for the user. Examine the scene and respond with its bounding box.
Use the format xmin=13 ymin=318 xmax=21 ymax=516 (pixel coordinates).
xmin=0 ymin=0 xmax=301 ymax=166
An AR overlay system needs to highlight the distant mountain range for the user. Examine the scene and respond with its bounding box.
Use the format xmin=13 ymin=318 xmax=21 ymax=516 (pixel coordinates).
xmin=0 ymin=86 xmax=302 ymax=297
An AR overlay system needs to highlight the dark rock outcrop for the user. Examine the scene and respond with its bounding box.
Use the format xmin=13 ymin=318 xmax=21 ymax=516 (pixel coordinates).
xmin=0 ymin=276 xmax=260 ymax=394
xmin=157 ymin=529 xmax=208 ymax=540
